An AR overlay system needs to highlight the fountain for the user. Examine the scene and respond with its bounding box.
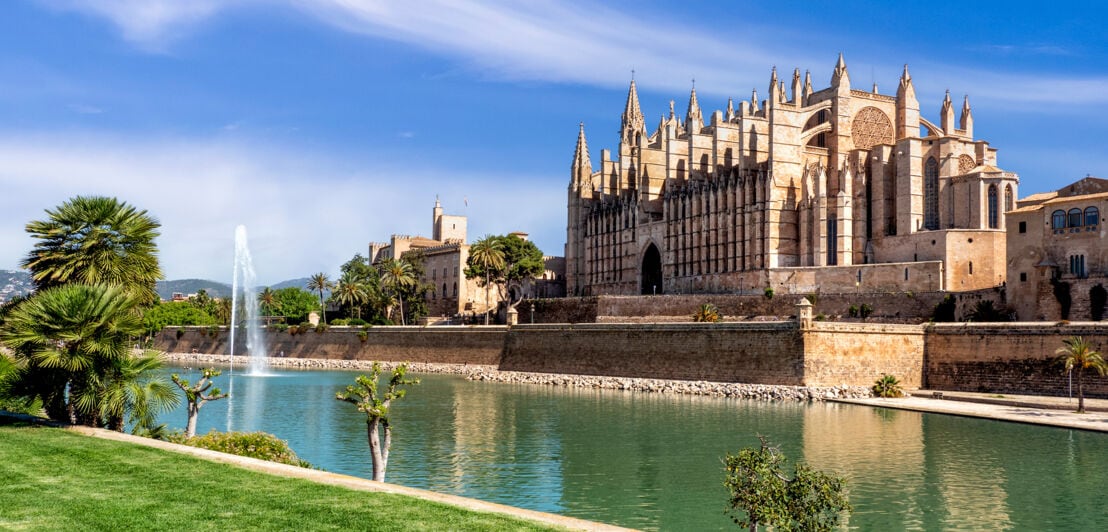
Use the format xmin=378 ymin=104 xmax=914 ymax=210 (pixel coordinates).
xmin=229 ymin=225 xmax=269 ymax=376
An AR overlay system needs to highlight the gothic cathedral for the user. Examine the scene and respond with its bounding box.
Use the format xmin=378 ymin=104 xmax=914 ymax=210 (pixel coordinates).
xmin=566 ymin=55 xmax=1019 ymax=296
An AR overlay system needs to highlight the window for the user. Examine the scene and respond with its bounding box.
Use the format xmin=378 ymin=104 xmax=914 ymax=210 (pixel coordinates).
xmin=1053 ymin=210 xmax=1066 ymax=230
xmin=904 ymin=268 xmax=909 ymax=281
xmin=1020 ymin=272 xmax=1027 ymax=282
xmin=987 ymin=185 xmax=999 ymax=229
xmin=1085 ymin=206 xmax=1100 ymax=227
xmin=924 ymin=157 xmax=939 ymax=230
xmin=1005 ymin=185 xmax=1014 ymax=213
xmin=1068 ymin=208 xmax=1083 ymax=228
xmin=1070 ymin=255 xmax=1087 ymax=278
xmin=442 ymin=283 xmax=447 ymax=297
xmin=969 ymin=261 xmax=973 ymax=275
xmin=1018 ymin=221 xmax=1026 ymax=233
xmin=452 ymin=282 xmax=457 ymax=296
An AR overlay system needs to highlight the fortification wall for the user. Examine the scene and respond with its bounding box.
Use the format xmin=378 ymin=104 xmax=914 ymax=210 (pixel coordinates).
xmin=925 ymin=323 xmax=1108 ymax=398
xmin=500 ymin=323 xmax=805 ymax=384
xmin=154 ymin=326 xmax=506 ymax=365
xmin=803 ymin=323 xmax=925 ymax=388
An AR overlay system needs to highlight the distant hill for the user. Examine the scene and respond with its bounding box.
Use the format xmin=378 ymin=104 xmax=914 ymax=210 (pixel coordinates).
xmin=271 ymin=277 xmax=311 ymax=291
xmin=0 ymin=269 xmax=34 ymax=304
xmin=156 ymin=279 xmax=232 ymax=300
xmin=156 ymin=277 xmax=315 ymax=301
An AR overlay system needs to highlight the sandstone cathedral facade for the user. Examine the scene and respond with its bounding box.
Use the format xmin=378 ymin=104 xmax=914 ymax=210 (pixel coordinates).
xmin=566 ymin=55 xmax=1019 ymax=296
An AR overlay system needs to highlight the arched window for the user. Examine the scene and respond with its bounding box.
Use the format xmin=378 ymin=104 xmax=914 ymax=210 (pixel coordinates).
xmin=442 ymin=283 xmax=447 ymax=297
xmin=987 ymin=185 xmax=999 ymax=229
xmin=452 ymin=282 xmax=457 ymax=296
xmin=924 ymin=157 xmax=939 ymax=230
xmin=1053 ymin=210 xmax=1067 ymax=229
xmin=1085 ymin=206 xmax=1100 ymax=227
xmin=1005 ymin=185 xmax=1014 ymax=213
xmin=1068 ymin=208 xmax=1083 ymax=227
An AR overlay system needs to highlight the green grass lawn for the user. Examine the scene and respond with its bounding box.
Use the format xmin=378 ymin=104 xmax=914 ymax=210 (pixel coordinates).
xmin=0 ymin=420 xmax=564 ymax=531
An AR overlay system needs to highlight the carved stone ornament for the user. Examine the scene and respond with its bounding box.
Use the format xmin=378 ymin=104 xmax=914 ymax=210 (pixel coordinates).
xmin=850 ymin=106 xmax=893 ymax=150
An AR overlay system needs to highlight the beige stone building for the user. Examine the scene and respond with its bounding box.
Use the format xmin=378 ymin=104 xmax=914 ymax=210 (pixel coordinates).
xmin=566 ymin=55 xmax=1018 ymax=296
xmin=369 ymin=199 xmax=488 ymax=318
xmin=1007 ymin=177 xmax=1108 ymax=320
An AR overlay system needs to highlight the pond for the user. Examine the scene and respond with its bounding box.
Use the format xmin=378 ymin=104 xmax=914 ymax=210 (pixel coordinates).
xmin=159 ymin=367 xmax=1108 ymax=531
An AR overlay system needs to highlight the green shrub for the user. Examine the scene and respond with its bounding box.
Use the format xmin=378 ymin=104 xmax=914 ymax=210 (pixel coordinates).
xmin=169 ymin=431 xmax=312 ymax=468
xmin=815 ymin=313 xmax=827 ymax=321
xmin=207 ymin=325 xmax=220 ymax=337
xmin=763 ymin=286 xmax=774 ymax=299
xmin=287 ymin=325 xmax=299 ymax=335
xmin=859 ymin=303 xmax=873 ymax=319
xmin=315 ymin=323 xmax=329 ymax=334
xmin=271 ymin=323 xmax=289 ymax=332
xmin=357 ymin=331 xmax=369 ymax=342
xmin=349 ymin=318 xmax=367 ymax=326
xmin=300 ymin=321 xmax=312 ymax=329
xmin=872 ymin=374 xmax=905 ymax=398
xmin=331 ymin=319 xmax=349 ymax=326
xmin=848 ymin=305 xmax=859 ymax=318
xmin=933 ymin=294 xmax=956 ymax=322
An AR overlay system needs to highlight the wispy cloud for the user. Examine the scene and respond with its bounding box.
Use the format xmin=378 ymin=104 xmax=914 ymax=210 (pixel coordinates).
xmin=0 ymin=131 xmax=565 ymax=283
xmin=37 ymin=0 xmax=238 ymax=52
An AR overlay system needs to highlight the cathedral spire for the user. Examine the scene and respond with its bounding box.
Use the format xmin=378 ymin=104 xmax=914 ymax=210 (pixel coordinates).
xmin=768 ymin=66 xmax=780 ymax=106
xmin=571 ymin=122 xmax=592 ymax=190
xmin=803 ymin=70 xmax=813 ymax=101
xmin=725 ymin=97 xmax=735 ymax=121
xmin=751 ymin=88 xmax=760 ymax=113
xmin=831 ymin=53 xmax=850 ymax=89
xmin=895 ymin=64 xmax=919 ymax=139
xmin=791 ymin=68 xmax=802 ymax=104
xmin=621 ymin=79 xmax=645 ymax=142
xmin=897 ymin=64 xmax=916 ymax=100
xmin=941 ymin=90 xmax=955 ymax=134
xmin=685 ymin=84 xmax=703 ymax=132
xmin=960 ymin=94 xmax=973 ymax=137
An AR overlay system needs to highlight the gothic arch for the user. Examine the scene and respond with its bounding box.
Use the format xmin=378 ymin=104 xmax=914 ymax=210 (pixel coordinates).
xmin=640 ymin=242 xmax=663 ymax=295
xmin=924 ymin=157 xmax=939 ymax=230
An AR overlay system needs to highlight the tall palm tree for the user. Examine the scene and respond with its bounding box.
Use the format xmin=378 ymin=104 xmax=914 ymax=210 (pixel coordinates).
xmin=468 ymin=236 xmax=505 ymax=325
xmin=307 ymin=273 xmax=331 ymax=325
xmin=0 ymin=283 xmax=150 ymax=426
xmin=22 ymin=196 xmax=162 ymax=306
xmin=333 ymin=272 xmax=370 ymax=320
xmin=257 ymin=287 xmax=281 ymax=324
xmin=379 ymin=258 xmax=416 ymax=325
xmin=1057 ymin=336 xmax=1108 ymax=413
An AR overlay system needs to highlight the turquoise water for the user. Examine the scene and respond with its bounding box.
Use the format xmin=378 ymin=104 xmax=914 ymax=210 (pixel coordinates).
xmin=160 ymin=367 xmax=1108 ymax=531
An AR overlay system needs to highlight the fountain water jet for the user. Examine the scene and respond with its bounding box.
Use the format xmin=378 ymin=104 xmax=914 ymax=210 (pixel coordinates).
xmin=229 ymin=225 xmax=269 ymax=376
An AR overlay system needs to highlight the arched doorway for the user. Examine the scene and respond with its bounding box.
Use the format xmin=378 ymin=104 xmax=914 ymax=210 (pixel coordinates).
xmin=641 ymin=244 xmax=663 ymax=295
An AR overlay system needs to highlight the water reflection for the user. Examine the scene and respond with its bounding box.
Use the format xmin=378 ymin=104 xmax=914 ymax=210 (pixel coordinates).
xmin=158 ymin=367 xmax=1108 ymax=531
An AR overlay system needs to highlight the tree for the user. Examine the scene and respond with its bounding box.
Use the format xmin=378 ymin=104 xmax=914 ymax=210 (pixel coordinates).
xmin=333 ymin=272 xmax=370 ymax=320
xmin=336 ymin=363 xmax=419 ymax=481
xmin=96 ymin=351 xmax=179 ymax=433
xmin=465 ymin=235 xmax=505 ymax=325
xmin=257 ymin=287 xmax=282 ymax=323
xmin=273 ymin=287 xmax=320 ymax=324
xmin=307 ymin=273 xmax=331 ymax=324
xmin=1056 ymin=336 xmax=1108 ymax=413
xmin=378 ymin=258 xmax=416 ymax=326
xmin=22 ymin=196 xmax=162 ymax=306
xmin=171 ymin=368 xmax=228 ymax=437
xmin=0 ymin=283 xmax=150 ymax=425
xmin=141 ymin=301 xmax=216 ymax=334
xmin=694 ymin=303 xmax=721 ymax=323
xmin=724 ymin=437 xmax=852 ymax=532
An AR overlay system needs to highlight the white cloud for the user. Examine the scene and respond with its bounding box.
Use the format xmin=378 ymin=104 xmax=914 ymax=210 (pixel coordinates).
xmin=37 ymin=0 xmax=240 ymax=51
xmin=0 ymin=131 xmax=565 ymax=284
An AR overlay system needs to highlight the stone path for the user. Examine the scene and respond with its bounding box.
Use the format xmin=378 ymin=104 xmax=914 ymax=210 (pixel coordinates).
xmin=832 ymin=390 xmax=1108 ymax=433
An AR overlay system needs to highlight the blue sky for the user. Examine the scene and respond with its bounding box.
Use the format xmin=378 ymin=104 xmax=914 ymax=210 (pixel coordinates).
xmin=3 ymin=0 xmax=1108 ymax=284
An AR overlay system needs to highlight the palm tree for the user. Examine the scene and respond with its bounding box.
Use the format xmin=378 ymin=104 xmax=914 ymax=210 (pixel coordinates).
xmin=22 ymin=196 xmax=162 ymax=306
xmin=333 ymin=272 xmax=370 ymax=320
xmin=257 ymin=287 xmax=281 ymax=324
xmin=1057 ymin=336 xmax=1108 ymax=413
xmin=0 ymin=283 xmax=148 ymax=426
xmin=95 ymin=351 xmax=179 ymax=433
xmin=307 ymin=273 xmax=331 ymax=325
xmin=379 ymin=259 xmax=415 ymax=325
xmin=468 ymin=236 xmax=505 ymax=325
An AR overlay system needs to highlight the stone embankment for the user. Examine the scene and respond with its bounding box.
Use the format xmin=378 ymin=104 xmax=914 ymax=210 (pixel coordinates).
xmin=162 ymin=353 xmax=870 ymax=401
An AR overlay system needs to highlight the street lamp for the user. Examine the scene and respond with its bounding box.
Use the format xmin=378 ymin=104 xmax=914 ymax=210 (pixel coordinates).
xmin=530 ymin=302 xmax=535 ymax=324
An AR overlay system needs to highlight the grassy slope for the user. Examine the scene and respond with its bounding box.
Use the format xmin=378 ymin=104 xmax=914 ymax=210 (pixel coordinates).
xmin=0 ymin=422 xmax=561 ymax=531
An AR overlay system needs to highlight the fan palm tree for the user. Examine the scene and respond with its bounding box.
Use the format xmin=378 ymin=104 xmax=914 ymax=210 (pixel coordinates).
xmin=1057 ymin=336 xmax=1108 ymax=413
xmin=0 ymin=283 xmax=148 ymax=425
xmin=257 ymin=287 xmax=281 ymax=324
xmin=468 ymin=236 xmax=505 ymax=325
xmin=22 ymin=196 xmax=162 ymax=306
xmin=95 ymin=351 xmax=179 ymax=432
xmin=307 ymin=273 xmax=331 ymax=324
xmin=333 ymin=273 xmax=370 ymax=320
xmin=379 ymin=259 xmax=415 ymax=325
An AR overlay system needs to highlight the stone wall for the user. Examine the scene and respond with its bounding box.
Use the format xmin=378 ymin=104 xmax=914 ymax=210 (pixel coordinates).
xmin=500 ymin=323 xmax=805 ymax=384
xmin=803 ymin=323 xmax=925 ymax=388
xmin=925 ymin=323 xmax=1108 ymax=398
xmin=155 ymin=326 xmax=507 ymax=365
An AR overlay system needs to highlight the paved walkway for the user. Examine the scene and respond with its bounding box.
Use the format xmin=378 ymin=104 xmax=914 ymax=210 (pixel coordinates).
xmin=831 ymin=390 xmax=1108 ymax=433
